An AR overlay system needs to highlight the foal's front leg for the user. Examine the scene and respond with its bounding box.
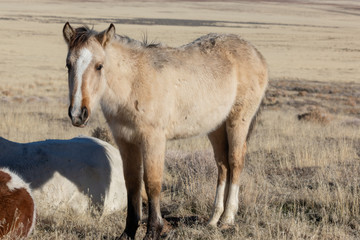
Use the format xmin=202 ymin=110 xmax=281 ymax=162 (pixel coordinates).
xmin=117 ymin=140 xmax=143 ymax=240
xmin=142 ymin=133 xmax=166 ymax=240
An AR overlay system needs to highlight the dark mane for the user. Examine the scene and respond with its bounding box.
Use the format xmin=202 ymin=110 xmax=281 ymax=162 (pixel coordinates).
xmin=142 ymin=33 xmax=161 ymax=48
xmin=70 ymin=26 xmax=97 ymax=49
xmin=70 ymin=25 xmax=161 ymax=49
xmin=114 ymin=33 xmax=161 ymax=49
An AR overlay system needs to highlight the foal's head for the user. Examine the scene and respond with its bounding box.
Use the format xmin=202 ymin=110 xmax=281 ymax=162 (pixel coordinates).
xmin=63 ymin=22 xmax=115 ymax=127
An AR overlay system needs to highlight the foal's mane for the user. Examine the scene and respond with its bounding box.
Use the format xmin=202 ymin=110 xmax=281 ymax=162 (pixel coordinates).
xmin=70 ymin=26 xmax=97 ymax=49
xmin=70 ymin=25 xmax=160 ymax=49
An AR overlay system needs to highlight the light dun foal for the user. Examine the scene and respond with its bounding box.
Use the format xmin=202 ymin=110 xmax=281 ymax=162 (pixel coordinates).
xmin=63 ymin=23 xmax=268 ymax=240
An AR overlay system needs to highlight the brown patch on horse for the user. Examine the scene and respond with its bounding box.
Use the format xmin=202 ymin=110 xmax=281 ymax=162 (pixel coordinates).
xmin=81 ymin=71 xmax=91 ymax=113
xmin=0 ymin=170 xmax=35 ymax=238
xmin=0 ymin=171 xmax=11 ymax=184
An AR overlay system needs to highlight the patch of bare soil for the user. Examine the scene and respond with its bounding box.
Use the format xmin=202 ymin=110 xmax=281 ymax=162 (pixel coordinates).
xmin=264 ymin=79 xmax=360 ymax=119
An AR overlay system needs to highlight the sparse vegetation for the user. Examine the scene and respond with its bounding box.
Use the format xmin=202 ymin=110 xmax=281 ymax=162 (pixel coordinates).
xmin=2 ymin=84 xmax=358 ymax=239
xmin=1 ymin=0 xmax=360 ymax=239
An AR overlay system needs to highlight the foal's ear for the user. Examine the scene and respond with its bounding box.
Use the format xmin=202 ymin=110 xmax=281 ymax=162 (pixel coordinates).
xmin=97 ymin=23 xmax=115 ymax=47
xmin=63 ymin=22 xmax=75 ymax=45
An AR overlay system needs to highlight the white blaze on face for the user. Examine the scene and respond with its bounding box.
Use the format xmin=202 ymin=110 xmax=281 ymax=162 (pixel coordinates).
xmin=71 ymin=48 xmax=93 ymax=117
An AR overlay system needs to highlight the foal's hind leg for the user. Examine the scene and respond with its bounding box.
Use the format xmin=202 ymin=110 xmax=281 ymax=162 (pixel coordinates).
xmin=208 ymin=123 xmax=230 ymax=226
xmin=221 ymin=103 xmax=259 ymax=225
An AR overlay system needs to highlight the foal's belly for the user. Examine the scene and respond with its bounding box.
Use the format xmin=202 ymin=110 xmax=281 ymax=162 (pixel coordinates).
xmin=168 ymin=108 xmax=231 ymax=140
xmin=166 ymin=83 xmax=237 ymax=140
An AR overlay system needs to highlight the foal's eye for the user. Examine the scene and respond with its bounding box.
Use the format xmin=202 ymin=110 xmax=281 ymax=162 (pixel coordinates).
xmin=96 ymin=64 xmax=103 ymax=71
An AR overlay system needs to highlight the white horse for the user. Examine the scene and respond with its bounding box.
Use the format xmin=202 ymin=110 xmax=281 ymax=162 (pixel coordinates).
xmin=0 ymin=168 xmax=36 ymax=239
xmin=0 ymin=136 xmax=127 ymax=216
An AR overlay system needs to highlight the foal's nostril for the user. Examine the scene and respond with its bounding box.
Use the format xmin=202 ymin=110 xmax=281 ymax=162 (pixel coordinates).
xmin=68 ymin=106 xmax=72 ymax=119
xmin=81 ymin=107 xmax=89 ymax=121
xmin=68 ymin=106 xmax=88 ymax=127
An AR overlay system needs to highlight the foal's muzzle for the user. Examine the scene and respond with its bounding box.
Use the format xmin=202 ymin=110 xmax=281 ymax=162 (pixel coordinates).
xmin=68 ymin=106 xmax=89 ymax=128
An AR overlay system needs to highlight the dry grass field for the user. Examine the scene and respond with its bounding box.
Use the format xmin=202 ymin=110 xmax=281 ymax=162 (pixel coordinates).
xmin=0 ymin=0 xmax=359 ymax=239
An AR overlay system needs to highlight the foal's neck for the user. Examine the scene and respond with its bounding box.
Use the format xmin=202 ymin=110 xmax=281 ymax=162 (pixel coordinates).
xmin=101 ymin=42 xmax=141 ymax=116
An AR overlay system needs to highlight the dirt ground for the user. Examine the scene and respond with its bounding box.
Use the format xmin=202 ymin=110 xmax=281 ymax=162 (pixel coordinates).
xmin=0 ymin=0 xmax=359 ymax=239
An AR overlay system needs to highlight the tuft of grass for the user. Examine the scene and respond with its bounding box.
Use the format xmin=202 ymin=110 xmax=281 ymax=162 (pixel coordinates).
xmin=297 ymin=107 xmax=332 ymax=124
xmin=91 ymin=126 xmax=115 ymax=145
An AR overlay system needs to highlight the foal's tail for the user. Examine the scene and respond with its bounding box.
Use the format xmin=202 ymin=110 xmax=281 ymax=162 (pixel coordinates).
xmin=246 ymin=99 xmax=264 ymax=142
xmin=246 ymin=51 xmax=268 ymax=143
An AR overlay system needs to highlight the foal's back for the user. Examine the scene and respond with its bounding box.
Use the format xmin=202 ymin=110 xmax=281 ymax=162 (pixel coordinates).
xmin=149 ymin=34 xmax=267 ymax=139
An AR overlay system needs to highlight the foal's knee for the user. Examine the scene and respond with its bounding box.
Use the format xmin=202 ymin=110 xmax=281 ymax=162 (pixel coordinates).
xmin=144 ymin=180 xmax=161 ymax=197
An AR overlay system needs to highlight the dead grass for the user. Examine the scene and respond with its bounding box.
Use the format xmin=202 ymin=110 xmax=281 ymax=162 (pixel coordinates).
xmin=156 ymin=109 xmax=360 ymax=240
xmin=1 ymin=81 xmax=359 ymax=240
xmin=0 ymin=74 xmax=358 ymax=240
xmin=0 ymin=102 xmax=107 ymax=143
xmin=1 ymin=0 xmax=360 ymax=239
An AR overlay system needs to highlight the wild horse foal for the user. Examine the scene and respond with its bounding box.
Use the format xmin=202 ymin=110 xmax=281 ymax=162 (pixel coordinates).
xmin=63 ymin=22 xmax=268 ymax=239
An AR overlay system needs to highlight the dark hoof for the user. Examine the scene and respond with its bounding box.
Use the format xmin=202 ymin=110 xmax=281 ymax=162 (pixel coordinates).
xmin=143 ymin=231 xmax=161 ymax=240
xmin=143 ymin=224 xmax=163 ymax=240
xmin=115 ymin=232 xmax=134 ymax=240
xmin=219 ymin=223 xmax=236 ymax=234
